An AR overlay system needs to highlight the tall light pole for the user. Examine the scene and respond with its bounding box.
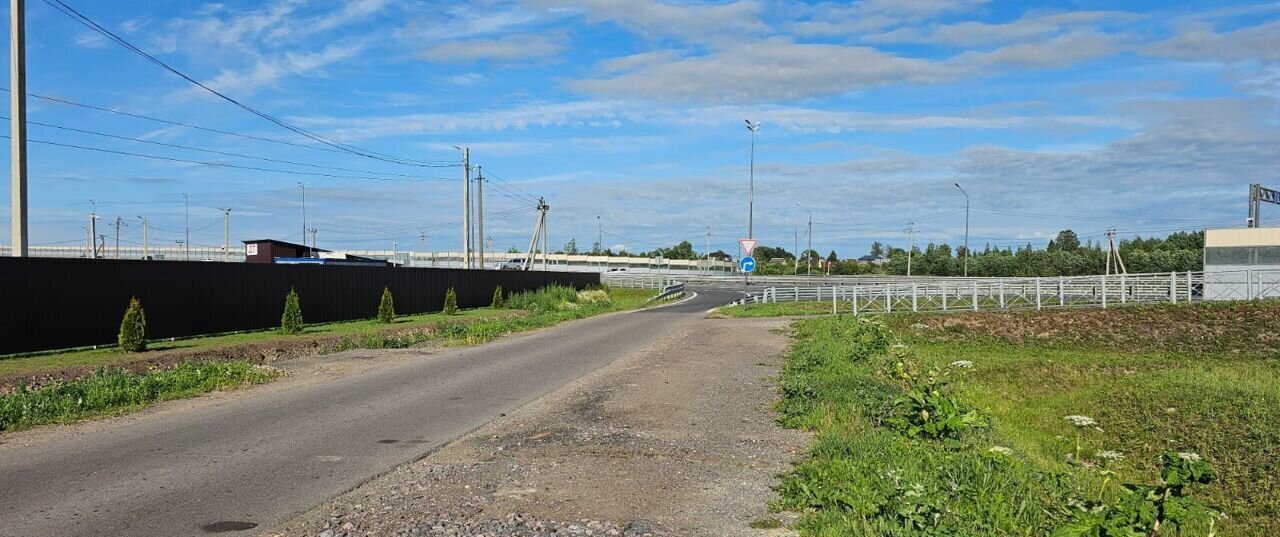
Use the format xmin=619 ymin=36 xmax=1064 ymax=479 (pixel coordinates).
xmin=796 ymin=202 xmax=813 ymax=276
xmin=218 ymin=208 xmax=231 ymax=262
xmin=182 ymin=193 xmax=191 ymax=261
xmin=744 ymin=120 xmax=760 ymax=240
xmin=596 ymin=215 xmax=602 ymax=254
xmin=137 ymin=215 xmax=147 ymax=260
xmin=296 ymin=182 xmax=308 ymax=256
xmin=954 ymin=182 xmax=969 ymax=277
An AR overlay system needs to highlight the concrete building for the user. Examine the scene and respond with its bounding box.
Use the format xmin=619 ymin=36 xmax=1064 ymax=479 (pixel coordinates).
xmin=1203 ymin=227 xmax=1280 ymax=300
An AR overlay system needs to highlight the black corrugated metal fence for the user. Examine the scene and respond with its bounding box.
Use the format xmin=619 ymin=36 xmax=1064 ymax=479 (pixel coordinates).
xmin=0 ymin=258 xmax=599 ymax=355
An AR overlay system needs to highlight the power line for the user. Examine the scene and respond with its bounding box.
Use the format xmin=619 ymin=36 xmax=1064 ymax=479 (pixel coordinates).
xmin=0 ymin=134 xmax=457 ymax=183
xmin=0 ymin=88 xmax=456 ymax=166
xmin=10 ymin=115 xmax=454 ymax=180
xmin=42 ymin=0 xmax=451 ymax=168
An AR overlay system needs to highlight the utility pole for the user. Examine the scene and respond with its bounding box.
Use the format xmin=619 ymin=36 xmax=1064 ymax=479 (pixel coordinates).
xmin=542 ymin=200 xmax=549 ymax=272
xmin=794 ymin=225 xmax=799 ymax=275
xmin=114 ymin=216 xmax=122 ymax=259
xmin=705 ymin=226 xmax=711 ymax=275
xmin=1249 ymin=183 xmax=1260 ymax=228
xmin=476 ymin=166 xmax=484 ymax=270
xmin=182 ymin=193 xmax=191 ymax=261
xmin=88 ymin=201 xmax=98 ymax=258
xmin=419 ymin=231 xmax=427 ymax=265
xmin=9 ymin=0 xmax=28 ymax=257
xmin=310 ymin=228 xmax=318 ymax=253
xmin=807 ymin=214 xmax=813 ymax=276
xmin=954 ymin=182 xmax=970 ymax=277
xmin=597 ymin=216 xmax=603 ymax=254
xmin=905 ymin=222 xmax=915 ymax=277
xmin=1105 ymin=228 xmax=1128 ymax=275
xmin=461 ymin=147 xmax=471 ymax=269
xmin=137 ymin=216 xmax=147 ymax=260
xmin=745 ymin=120 xmax=760 ymax=240
xmin=523 ymin=198 xmax=550 ymax=271
xmin=219 ymin=208 xmax=231 ymax=262
xmin=297 ymin=182 xmax=308 ymax=256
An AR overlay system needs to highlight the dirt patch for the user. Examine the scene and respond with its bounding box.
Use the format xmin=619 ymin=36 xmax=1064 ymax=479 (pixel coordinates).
xmin=899 ymin=300 xmax=1280 ymax=357
xmin=267 ymin=317 xmax=808 ymax=537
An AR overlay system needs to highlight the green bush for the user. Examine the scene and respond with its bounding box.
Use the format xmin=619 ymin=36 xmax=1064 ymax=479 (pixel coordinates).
xmin=377 ymin=287 xmax=396 ymax=323
xmin=505 ymin=284 xmax=578 ymax=312
xmin=443 ymin=287 xmax=458 ymax=315
xmin=280 ymin=288 xmax=304 ymax=334
xmin=117 ymin=297 xmax=147 ymax=352
xmin=491 ymin=285 xmax=505 ymax=309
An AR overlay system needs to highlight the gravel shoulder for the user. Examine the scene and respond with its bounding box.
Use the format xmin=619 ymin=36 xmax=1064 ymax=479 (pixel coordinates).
xmin=267 ymin=316 xmax=807 ymax=537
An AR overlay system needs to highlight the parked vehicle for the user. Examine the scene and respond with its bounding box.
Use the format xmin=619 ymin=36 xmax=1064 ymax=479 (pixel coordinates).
xmin=500 ymin=258 xmax=527 ymax=270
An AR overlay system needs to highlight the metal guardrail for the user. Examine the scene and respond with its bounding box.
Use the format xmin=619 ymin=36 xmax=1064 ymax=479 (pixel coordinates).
xmin=723 ymin=269 xmax=1280 ymax=315
xmin=648 ymin=282 xmax=687 ymax=303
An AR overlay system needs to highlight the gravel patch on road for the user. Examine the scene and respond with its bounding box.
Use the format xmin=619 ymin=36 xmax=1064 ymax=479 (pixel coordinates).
xmin=268 ymin=316 xmax=805 ymax=537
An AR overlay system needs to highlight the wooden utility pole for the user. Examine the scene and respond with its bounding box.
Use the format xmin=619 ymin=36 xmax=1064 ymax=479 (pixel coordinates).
xmin=114 ymin=216 xmax=121 ymax=258
xmin=9 ymin=0 xmax=28 ymax=257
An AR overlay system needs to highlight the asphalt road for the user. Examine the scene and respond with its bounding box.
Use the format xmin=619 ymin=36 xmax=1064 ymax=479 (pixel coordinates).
xmin=0 ymin=291 xmax=735 ymax=537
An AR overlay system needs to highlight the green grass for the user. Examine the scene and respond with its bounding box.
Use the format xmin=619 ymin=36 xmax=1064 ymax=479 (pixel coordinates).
xmin=772 ymin=302 xmax=1276 ymax=536
xmin=0 ymin=360 xmax=276 ymax=431
xmin=718 ymin=301 xmax=836 ymax=318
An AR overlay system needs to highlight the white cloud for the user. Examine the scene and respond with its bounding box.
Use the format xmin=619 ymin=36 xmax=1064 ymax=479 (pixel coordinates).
xmin=572 ymin=38 xmax=958 ymax=102
xmin=198 ymin=43 xmax=364 ymax=95
xmin=1145 ymin=20 xmax=1280 ymax=63
xmin=420 ymin=34 xmax=565 ymax=63
xmin=73 ymin=32 xmax=107 ymax=48
xmin=953 ymin=30 xmax=1126 ymax=68
xmin=527 ymin=0 xmax=767 ymax=43
xmin=868 ymin=10 xmax=1135 ymax=46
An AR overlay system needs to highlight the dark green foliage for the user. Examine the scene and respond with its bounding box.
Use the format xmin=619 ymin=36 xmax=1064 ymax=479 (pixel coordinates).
xmin=443 ymin=287 xmax=458 ymax=315
xmin=491 ymin=285 xmax=505 ymax=309
xmin=117 ymin=297 xmax=147 ymax=353
xmin=280 ymin=288 xmax=304 ymax=334
xmin=0 ymin=361 xmax=274 ymax=431
xmin=1055 ymin=453 xmax=1220 ymax=537
xmin=377 ymin=287 xmax=396 ymax=323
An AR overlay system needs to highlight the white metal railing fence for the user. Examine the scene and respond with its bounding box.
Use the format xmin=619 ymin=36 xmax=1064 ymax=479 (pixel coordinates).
xmin=728 ymin=270 xmax=1280 ymax=314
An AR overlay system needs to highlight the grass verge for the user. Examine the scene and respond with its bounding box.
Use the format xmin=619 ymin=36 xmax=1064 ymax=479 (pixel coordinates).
xmin=716 ymin=301 xmax=836 ymax=318
xmin=0 ymin=286 xmax=655 ymax=432
xmin=772 ymin=301 xmax=1276 ymax=536
xmin=0 ymin=361 xmax=276 ymax=432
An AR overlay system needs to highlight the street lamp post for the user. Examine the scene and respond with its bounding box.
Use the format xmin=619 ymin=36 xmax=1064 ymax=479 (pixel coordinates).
xmin=297 ymin=182 xmax=308 ymax=256
xmin=744 ymin=120 xmax=760 ymax=240
xmin=954 ymin=182 xmax=970 ymax=277
xmin=182 ymin=193 xmax=190 ymax=261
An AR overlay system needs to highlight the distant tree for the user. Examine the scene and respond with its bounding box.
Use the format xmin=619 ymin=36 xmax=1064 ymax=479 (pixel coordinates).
xmin=117 ymin=297 xmax=147 ymax=352
xmin=377 ymin=287 xmax=395 ymax=323
xmin=563 ymin=238 xmax=579 ymax=255
xmin=507 ymin=246 xmax=520 ymax=254
xmin=1054 ymin=229 xmax=1081 ymax=252
xmin=280 ymin=288 xmax=304 ymax=334
xmin=827 ymin=250 xmax=839 ymax=263
xmin=870 ymin=241 xmax=885 ymax=256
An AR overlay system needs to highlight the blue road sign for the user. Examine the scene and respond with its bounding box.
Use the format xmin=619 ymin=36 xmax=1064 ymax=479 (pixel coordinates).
xmin=739 ymin=256 xmax=757 ymax=272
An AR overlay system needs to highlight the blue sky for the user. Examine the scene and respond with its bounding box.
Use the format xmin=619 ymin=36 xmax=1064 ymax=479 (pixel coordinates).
xmin=3 ymin=0 xmax=1279 ymax=257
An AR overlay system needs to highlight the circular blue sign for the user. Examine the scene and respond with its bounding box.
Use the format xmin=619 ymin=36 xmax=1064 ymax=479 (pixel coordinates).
xmin=739 ymin=256 xmax=757 ymax=272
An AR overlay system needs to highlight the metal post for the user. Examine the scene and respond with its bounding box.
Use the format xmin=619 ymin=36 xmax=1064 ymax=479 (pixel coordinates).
xmin=912 ymin=284 xmax=918 ymax=312
xmin=138 ymin=216 xmax=148 ymax=260
xmin=832 ymin=286 xmax=837 ymax=314
xmin=954 ymin=183 xmax=968 ymax=276
xmin=942 ymin=284 xmax=948 ymax=311
xmin=1247 ymin=269 xmax=1255 ymax=300
xmin=183 ymin=193 xmax=190 ymax=261
xmin=114 ymin=216 xmax=121 ymax=259
xmin=9 ymin=0 xmax=28 ymax=257
xmin=1170 ymin=272 xmax=1177 ymax=303
xmin=1186 ymin=271 xmax=1193 ymax=302
xmin=999 ymin=282 xmax=1005 ymax=309
xmin=297 ymin=182 xmax=307 ymax=256
xmin=1059 ymin=276 xmax=1065 ymax=306
xmin=1120 ymin=274 xmax=1127 ymax=304
xmin=1102 ymin=275 xmax=1108 ymax=308
xmin=972 ymin=282 xmax=978 ymax=311
xmin=852 ymin=287 xmax=859 ymax=315
xmin=221 ymin=208 xmax=230 ymax=262
xmin=886 ymin=286 xmax=892 ymax=313
xmin=1035 ymin=278 xmax=1042 ymax=310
